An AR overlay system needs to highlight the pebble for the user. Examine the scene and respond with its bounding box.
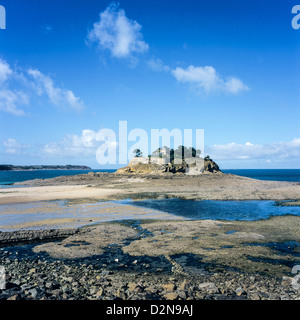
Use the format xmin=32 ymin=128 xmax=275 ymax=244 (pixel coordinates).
xmin=198 ymin=282 xmax=219 ymax=294
xmin=164 ymin=292 xmax=178 ymax=300
xmin=163 ymin=283 xmax=175 ymax=292
xmin=28 ymin=288 xmax=38 ymax=298
xmin=1 ymin=254 xmax=300 ymax=300
xmin=235 ymin=287 xmax=245 ymax=296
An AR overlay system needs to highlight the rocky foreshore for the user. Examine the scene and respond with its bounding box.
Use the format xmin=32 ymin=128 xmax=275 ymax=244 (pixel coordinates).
xmin=1 ymin=252 xmax=299 ymax=301
xmin=1 ymin=217 xmax=300 ymax=300
xmin=0 ymin=229 xmax=79 ymax=246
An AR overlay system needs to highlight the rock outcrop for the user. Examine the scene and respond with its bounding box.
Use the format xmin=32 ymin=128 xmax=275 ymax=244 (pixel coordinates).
xmin=116 ymin=157 xmax=221 ymax=175
xmin=0 ymin=229 xmax=79 ymax=246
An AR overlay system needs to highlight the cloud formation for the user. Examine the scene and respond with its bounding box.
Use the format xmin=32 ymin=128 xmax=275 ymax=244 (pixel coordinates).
xmin=43 ymin=130 xmax=99 ymax=157
xmin=172 ymin=65 xmax=249 ymax=94
xmin=0 ymin=59 xmax=28 ymax=115
xmin=0 ymin=59 xmax=13 ymax=84
xmin=0 ymin=89 xmax=29 ymax=116
xmin=87 ymin=2 xmax=149 ymax=59
xmin=0 ymin=58 xmax=85 ymax=115
xmin=86 ymin=5 xmax=248 ymax=96
xmin=28 ymin=69 xmax=85 ymax=112
xmin=206 ymin=138 xmax=300 ymax=161
xmin=42 ymin=129 xmax=117 ymax=158
xmin=3 ymin=138 xmax=30 ymax=155
xmin=146 ymin=58 xmax=170 ymax=72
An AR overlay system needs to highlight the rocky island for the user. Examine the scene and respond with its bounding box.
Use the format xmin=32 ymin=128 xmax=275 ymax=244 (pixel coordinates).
xmin=115 ymin=156 xmax=220 ymax=175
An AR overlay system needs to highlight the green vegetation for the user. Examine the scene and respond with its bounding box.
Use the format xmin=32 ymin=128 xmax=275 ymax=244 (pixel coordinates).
xmin=133 ymin=149 xmax=142 ymax=157
xmin=151 ymin=145 xmax=201 ymax=163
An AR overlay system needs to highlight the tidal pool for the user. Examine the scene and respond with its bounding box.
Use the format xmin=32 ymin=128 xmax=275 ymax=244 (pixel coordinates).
xmin=0 ymin=198 xmax=300 ymax=231
xmin=122 ymin=199 xmax=300 ymax=221
xmin=0 ymin=200 xmax=180 ymax=231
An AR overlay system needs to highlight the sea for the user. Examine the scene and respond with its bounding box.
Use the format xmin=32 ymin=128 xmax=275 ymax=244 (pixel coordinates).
xmin=222 ymin=169 xmax=300 ymax=183
xmin=0 ymin=169 xmax=116 ymax=186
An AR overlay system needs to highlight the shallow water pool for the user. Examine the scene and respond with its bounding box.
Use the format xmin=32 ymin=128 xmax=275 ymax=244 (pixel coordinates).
xmin=1 ymin=199 xmax=300 ymax=231
xmin=120 ymin=199 xmax=300 ymax=221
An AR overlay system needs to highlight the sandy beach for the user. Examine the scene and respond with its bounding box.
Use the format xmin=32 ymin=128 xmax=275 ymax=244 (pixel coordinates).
xmin=0 ymin=185 xmax=123 ymax=205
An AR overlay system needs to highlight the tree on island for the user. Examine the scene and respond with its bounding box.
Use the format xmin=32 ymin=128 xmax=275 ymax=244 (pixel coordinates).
xmin=204 ymin=155 xmax=212 ymax=161
xmin=173 ymin=145 xmax=201 ymax=161
xmin=151 ymin=145 xmax=201 ymax=163
xmin=133 ymin=148 xmax=142 ymax=157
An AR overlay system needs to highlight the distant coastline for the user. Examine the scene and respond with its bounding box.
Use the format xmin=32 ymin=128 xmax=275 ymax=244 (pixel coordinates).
xmin=0 ymin=164 xmax=91 ymax=171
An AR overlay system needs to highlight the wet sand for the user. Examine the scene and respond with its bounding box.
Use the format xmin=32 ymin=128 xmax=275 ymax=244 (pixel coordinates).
xmin=0 ymin=200 xmax=181 ymax=231
xmin=0 ymin=185 xmax=123 ymax=205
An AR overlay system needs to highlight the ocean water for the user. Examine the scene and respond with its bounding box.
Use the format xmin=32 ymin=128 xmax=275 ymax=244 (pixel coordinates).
xmin=0 ymin=169 xmax=117 ymax=186
xmin=223 ymin=169 xmax=300 ymax=182
xmin=0 ymin=169 xmax=299 ymax=186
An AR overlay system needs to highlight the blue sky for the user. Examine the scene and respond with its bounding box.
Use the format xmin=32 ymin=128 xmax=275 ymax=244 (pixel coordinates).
xmin=0 ymin=0 xmax=299 ymax=169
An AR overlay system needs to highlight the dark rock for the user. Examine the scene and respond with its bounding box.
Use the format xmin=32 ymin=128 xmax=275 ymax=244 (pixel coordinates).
xmin=0 ymin=229 xmax=79 ymax=246
xmin=28 ymin=288 xmax=38 ymax=298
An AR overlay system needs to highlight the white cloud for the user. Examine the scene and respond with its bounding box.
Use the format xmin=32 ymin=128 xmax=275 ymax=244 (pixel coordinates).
xmin=86 ymin=5 xmax=248 ymax=97
xmin=224 ymin=77 xmax=249 ymax=94
xmin=0 ymin=59 xmax=13 ymax=85
xmin=206 ymin=138 xmax=300 ymax=161
xmin=0 ymin=89 xmax=28 ymax=116
xmin=147 ymin=58 xmax=170 ymax=72
xmin=3 ymin=138 xmax=30 ymax=154
xmin=87 ymin=2 xmax=149 ymax=59
xmin=171 ymin=65 xmax=249 ymax=94
xmin=27 ymin=69 xmax=85 ymax=112
xmin=0 ymin=58 xmax=85 ymax=116
xmin=0 ymin=59 xmax=29 ymax=116
xmin=42 ymin=129 xmax=117 ymax=158
xmin=43 ymin=130 xmax=98 ymax=157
